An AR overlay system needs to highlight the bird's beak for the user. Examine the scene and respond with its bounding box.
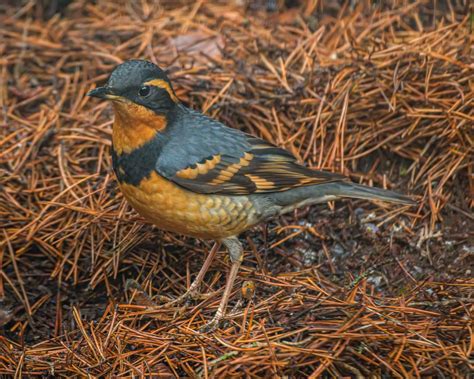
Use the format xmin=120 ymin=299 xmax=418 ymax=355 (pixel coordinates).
xmin=87 ymin=86 xmax=121 ymax=101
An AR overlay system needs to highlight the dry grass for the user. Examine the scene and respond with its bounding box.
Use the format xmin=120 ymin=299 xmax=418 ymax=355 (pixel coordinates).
xmin=0 ymin=0 xmax=472 ymax=377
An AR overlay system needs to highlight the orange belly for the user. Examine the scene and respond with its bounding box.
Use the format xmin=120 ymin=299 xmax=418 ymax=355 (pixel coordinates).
xmin=120 ymin=171 xmax=257 ymax=239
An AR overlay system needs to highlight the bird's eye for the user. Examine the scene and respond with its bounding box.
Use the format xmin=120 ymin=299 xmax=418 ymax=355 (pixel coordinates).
xmin=138 ymin=85 xmax=151 ymax=97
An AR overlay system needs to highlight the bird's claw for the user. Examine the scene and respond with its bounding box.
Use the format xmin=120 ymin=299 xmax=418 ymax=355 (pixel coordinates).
xmin=200 ymin=318 xmax=220 ymax=333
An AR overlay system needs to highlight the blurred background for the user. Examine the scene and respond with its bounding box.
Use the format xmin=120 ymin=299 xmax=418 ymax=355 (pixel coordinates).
xmin=0 ymin=0 xmax=472 ymax=377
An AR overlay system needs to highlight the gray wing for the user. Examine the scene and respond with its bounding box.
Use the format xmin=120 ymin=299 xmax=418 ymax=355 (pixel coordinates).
xmin=156 ymin=106 xmax=346 ymax=195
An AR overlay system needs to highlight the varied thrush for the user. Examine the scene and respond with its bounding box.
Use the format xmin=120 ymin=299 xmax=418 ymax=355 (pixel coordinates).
xmin=87 ymin=60 xmax=415 ymax=331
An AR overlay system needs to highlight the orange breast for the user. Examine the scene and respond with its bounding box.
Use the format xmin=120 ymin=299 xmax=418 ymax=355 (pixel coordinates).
xmin=120 ymin=172 xmax=257 ymax=239
xmin=112 ymin=101 xmax=166 ymax=155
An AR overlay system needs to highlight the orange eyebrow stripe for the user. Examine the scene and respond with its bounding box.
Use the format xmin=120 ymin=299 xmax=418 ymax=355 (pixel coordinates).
xmin=144 ymin=79 xmax=179 ymax=102
xmin=176 ymin=155 xmax=222 ymax=179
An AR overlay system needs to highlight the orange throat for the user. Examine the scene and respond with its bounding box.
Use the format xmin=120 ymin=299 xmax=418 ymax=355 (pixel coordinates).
xmin=112 ymin=101 xmax=166 ymax=155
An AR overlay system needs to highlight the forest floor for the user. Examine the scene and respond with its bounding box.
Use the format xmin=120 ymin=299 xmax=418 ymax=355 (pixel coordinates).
xmin=1 ymin=1 xmax=472 ymax=377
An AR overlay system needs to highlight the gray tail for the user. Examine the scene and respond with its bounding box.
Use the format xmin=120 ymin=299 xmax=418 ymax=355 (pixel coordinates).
xmin=336 ymin=182 xmax=416 ymax=205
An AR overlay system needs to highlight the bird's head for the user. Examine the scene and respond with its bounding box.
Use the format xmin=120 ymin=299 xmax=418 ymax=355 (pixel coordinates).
xmin=87 ymin=59 xmax=179 ymax=116
xmin=88 ymin=60 xmax=179 ymax=154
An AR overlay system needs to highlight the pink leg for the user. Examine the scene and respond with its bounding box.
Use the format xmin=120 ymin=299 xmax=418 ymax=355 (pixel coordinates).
xmin=161 ymin=242 xmax=221 ymax=308
xmin=201 ymin=237 xmax=243 ymax=332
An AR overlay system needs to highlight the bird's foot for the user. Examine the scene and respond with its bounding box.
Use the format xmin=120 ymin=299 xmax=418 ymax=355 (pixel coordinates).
xmin=200 ymin=313 xmax=222 ymax=333
xmin=125 ymin=279 xmax=195 ymax=308
xmin=157 ymin=288 xmax=202 ymax=309
xmin=126 ymin=279 xmax=214 ymax=316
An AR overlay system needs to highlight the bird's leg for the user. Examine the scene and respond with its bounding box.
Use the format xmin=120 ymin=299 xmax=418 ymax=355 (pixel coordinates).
xmin=201 ymin=237 xmax=243 ymax=332
xmin=158 ymin=242 xmax=220 ymax=308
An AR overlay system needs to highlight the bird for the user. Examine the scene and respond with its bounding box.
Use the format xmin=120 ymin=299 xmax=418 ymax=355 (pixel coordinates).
xmin=87 ymin=59 xmax=415 ymax=331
